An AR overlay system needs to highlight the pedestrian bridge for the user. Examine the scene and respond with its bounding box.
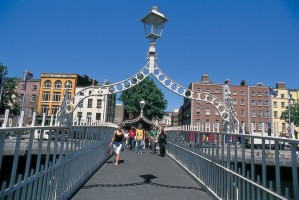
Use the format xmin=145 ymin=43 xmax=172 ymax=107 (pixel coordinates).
xmin=0 ymin=124 xmax=298 ymax=200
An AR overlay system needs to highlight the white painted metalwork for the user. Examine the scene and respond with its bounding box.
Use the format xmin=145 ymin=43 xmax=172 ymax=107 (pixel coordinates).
xmin=165 ymin=125 xmax=299 ymax=200
xmin=122 ymin=100 xmax=160 ymax=129
xmin=0 ymin=124 xmax=117 ymax=199
xmin=55 ymin=6 xmax=238 ymax=132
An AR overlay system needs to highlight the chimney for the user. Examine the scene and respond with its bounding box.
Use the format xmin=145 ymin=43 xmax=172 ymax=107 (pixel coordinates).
xmin=276 ymin=82 xmax=286 ymax=89
xmin=257 ymin=82 xmax=263 ymax=86
xmin=224 ymin=79 xmax=230 ymax=85
xmin=201 ymin=74 xmax=210 ymax=82
xmin=240 ymin=80 xmax=247 ymax=86
xmin=92 ymin=79 xmax=98 ymax=86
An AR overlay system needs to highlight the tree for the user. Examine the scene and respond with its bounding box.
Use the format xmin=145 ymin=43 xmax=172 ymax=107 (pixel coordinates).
xmin=280 ymin=103 xmax=299 ymax=127
xmin=118 ymin=77 xmax=167 ymax=121
xmin=0 ymin=64 xmax=20 ymax=116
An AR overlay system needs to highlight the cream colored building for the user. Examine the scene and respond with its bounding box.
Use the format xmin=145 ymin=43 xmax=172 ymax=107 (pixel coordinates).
xmin=72 ymin=85 xmax=116 ymax=124
xmin=271 ymin=82 xmax=298 ymax=138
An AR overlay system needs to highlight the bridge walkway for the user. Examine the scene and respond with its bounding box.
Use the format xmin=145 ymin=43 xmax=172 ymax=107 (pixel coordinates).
xmin=71 ymin=148 xmax=213 ymax=200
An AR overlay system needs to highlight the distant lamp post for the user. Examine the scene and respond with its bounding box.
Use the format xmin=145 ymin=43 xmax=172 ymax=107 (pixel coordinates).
xmin=140 ymin=6 xmax=168 ymax=42
xmin=139 ymin=100 xmax=146 ymax=115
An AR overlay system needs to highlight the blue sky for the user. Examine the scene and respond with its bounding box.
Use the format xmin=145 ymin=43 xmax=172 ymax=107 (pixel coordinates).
xmin=1 ymin=0 xmax=299 ymax=111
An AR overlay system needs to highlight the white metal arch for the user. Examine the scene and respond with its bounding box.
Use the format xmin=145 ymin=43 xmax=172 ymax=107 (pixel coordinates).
xmin=58 ymin=22 xmax=238 ymax=133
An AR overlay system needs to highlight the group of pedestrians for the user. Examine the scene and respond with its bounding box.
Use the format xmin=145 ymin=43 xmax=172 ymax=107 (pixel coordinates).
xmin=109 ymin=124 xmax=167 ymax=166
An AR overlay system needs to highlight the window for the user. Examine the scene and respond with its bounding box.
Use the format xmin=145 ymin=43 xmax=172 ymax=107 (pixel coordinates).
xmin=42 ymin=92 xmax=50 ymax=101
xmin=32 ymin=85 xmax=37 ymax=91
xmin=215 ymin=89 xmax=220 ymax=93
xmin=251 ymin=100 xmax=256 ymax=106
xmin=65 ymin=81 xmax=72 ymax=89
xmin=215 ymin=109 xmax=219 ymax=115
xmin=31 ymin=94 xmax=37 ymax=102
xmin=196 ymin=88 xmax=201 ymax=93
xmin=96 ymin=113 xmax=101 ymax=121
xmin=273 ymin=101 xmax=277 ymax=108
xmin=86 ymin=112 xmax=92 ymax=123
xmin=232 ymin=91 xmax=237 ymax=96
xmin=234 ymin=109 xmax=237 ymax=117
xmin=265 ymin=110 xmax=270 ymax=118
xmin=87 ymin=99 xmax=93 ymax=108
xmin=41 ymin=106 xmax=49 ymax=114
xmin=77 ymin=112 xmax=82 ymax=122
xmin=52 ymin=106 xmax=59 ymax=115
xmin=196 ymin=106 xmax=200 ymax=113
xmin=258 ymin=110 xmax=262 ymax=118
xmin=79 ymin=92 xmax=84 ymax=96
xmin=21 ymin=84 xmax=25 ymax=90
xmin=196 ymin=119 xmax=200 ymax=126
xmin=258 ymin=100 xmax=262 ymax=106
xmin=257 ymin=92 xmax=262 ymax=96
xmin=265 ymin=91 xmax=269 ymax=96
xmin=274 ymin=111 xmax=278 ymax=118
xmin=205 ymin=108 xmax=210 ymax=115
xmin=19 ymin=94 xmax=24 ymax=102
xmin=207 ymin=96 xmax=210 ymax=102
xmin=251 ymin=110 xmax=256 ymax=117
xmin=240 ymin=99 xmax=245 ymax=105
xmin=258 ymin=122 xmax=263 ymax=130
xmin=44 ymin=80 xmax=51 ymax=88
xmin=96 ymin=99 xmax=102 ymax=108
xmin=233 ymin=99 xmax=237 ymax=105
xmin=89 ymin=90 xmax=92 ymax=95
xmin=53 ymin=92 xmax=61 ymax=102
xmin=206 ymin=88 xmax=210 ymax=93
xmin=251 ymin=91 xmax=255 ymax=96
xmin=281 ymin=102 xmax=286 ymax=108
xmin=282 ymin=123 xmax=286 ymax=132
xmin=240 ymin=91 xmax=245 ymax=96
xmin=29 ymin=108 xmax=34 ymax=117
xmin=265 ymin=100 xmax=269 ymax=106
xmin=252 ymin=122 xmax=256 ymax=131
xmin=54 ymin=81 xmax=62 ymax=89
xmin=281 ymin=94 xmax=285 ymax=98
xmin=78 ymin=99 xmax=83 ymax=108
xmin=241 ymin=110 xmax=245 ymax=117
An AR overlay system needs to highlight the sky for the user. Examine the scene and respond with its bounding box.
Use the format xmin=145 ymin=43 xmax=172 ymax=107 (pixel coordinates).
xmin=1 ymin=0 xmax=299 ymax=112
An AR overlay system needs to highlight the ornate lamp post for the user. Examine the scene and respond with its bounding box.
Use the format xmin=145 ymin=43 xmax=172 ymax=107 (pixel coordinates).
xmin=141 ymin=6 xmax=168 ymax=71
xmin=139 ymin=100 xmax=146 ymax=115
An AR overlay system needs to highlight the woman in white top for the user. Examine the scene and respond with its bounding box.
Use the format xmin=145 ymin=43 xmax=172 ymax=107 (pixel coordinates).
xmin=109 ymin=125 xmax=124 ymax=166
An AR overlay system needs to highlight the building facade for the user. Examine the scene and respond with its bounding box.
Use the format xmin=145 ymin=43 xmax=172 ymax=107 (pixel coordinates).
xmin=72 ymin=85 xmax=116 ymax=124
xmin=114 ymin=104 xmax=125 ymax=124
xmin=16 ymin=78 xmax=41 ymax=125
xmin=271 ymin=82 xmax=299 ymax=137
xmin=181 ymin=74 xmax=272 ymax=134
xmin=37 ymin=73 xmax=94 ymax=124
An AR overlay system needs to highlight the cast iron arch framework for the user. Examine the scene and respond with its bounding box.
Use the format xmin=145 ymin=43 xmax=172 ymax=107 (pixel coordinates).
xmin=58 ymin=42 xmax=238 ymax=132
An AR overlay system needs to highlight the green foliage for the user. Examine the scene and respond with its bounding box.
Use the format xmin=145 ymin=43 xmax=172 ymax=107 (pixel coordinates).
xmin=0 ymin=64 xmax=20 ymax=115
xmin=118 ymin=77 xmax=167 ymax=121
xmin=280 ymin=103 xmax=299 ymax=127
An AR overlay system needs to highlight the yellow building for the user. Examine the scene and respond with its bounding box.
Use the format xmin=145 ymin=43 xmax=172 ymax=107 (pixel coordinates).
xmin=271 ymin=82 xmax=298 ymax=138
xmin=37 ymin=73 xmax=94 ymax=121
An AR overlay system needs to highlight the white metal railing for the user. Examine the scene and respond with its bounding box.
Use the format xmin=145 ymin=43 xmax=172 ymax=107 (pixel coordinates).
xmin=165 ymin=126 xmax=299 ymax=200
xmin=0 ymin=124 xmax=116 ymax=200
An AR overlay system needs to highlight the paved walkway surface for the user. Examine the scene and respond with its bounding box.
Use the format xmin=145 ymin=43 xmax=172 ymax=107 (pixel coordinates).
xmin=71 ymin=149 xmax=213 ymax=200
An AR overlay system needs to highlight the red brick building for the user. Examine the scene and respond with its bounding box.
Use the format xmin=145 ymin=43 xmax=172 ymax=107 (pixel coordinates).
xmin=180 ymin=74 xmax=271 ymax=133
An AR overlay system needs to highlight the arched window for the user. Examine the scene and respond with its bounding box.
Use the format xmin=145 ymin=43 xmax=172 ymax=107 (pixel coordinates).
xmin=54 ymin=81 xmax=62 ymax=89
xmin=65 ymin=81 xmax=72 ymax=89
xmin=44 ymin=80 xmax=51 ymax=88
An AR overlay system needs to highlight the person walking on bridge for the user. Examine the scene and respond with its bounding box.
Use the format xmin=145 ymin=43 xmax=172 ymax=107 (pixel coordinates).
xmin=158 ymin=127 xmax=167 ymax=157
xmin=109 ymin=124 xmax=124 ymax=166
xmin=150 ymin=125 xmax=158 ymax=154
xmin=136 ymin=123 xmax=144 ymax=153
